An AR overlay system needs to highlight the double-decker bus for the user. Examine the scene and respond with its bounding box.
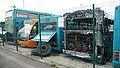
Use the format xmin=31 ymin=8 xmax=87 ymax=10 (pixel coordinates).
xmin=5 ymin=8 xmax=56 ymax=44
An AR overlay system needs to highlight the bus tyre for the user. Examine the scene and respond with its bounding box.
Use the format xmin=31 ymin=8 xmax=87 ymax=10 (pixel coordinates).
xmin=37 ymin=43 xmax=51 ymax=56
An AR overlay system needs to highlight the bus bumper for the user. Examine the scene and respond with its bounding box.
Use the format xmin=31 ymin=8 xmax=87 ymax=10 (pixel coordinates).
xmin=17 ymin=40 xmax=37 ymax=47
xmin=113 ymin=61 xmax=120 ymax=68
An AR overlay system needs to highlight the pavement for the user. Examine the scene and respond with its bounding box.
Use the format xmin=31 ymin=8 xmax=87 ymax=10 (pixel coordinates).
xmin=0 ymin=43 xmax=113 ymax=68
xmin=0 ymin=47 xmax=53 ymax=68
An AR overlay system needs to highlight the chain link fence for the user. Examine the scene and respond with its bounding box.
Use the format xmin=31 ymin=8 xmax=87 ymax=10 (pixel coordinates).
xmin=1 ymin=1 xmax=120 ymax=68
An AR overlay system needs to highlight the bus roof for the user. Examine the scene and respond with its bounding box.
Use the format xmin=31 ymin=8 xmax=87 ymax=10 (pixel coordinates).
xmin=115 ymin=5 xmax=120 ymax=11
xmin=6 ymin=8 xmax=61 ymax=17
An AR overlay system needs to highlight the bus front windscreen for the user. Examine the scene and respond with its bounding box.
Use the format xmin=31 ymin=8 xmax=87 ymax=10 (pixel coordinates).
xmin=5 ymin=10 xmax=14 ymax=34
xmin=18 ymin=19 xmax=34 ymax=41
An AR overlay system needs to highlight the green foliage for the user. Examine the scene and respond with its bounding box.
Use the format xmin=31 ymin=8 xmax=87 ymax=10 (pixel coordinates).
xmin=10 ymin=5 xmax=16 ymax=8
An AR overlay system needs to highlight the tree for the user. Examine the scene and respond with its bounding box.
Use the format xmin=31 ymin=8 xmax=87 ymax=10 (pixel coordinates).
xmin=10 ymin=5 xmax=16 ymax=8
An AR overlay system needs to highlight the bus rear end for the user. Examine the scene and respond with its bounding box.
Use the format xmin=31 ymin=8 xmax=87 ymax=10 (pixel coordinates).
xmin=5 ymin=10 xmax=15 ymax=44
xmin=113 ymin=6 xmax=120 ymax=68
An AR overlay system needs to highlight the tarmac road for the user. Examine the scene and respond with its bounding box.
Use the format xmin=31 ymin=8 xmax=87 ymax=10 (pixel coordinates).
xmin=0 ymin=47 xmax=53 ymax=68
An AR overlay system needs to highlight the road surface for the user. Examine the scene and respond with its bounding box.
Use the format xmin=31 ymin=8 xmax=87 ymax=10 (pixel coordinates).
xmin=0 ymin=47 xmax=53 ymax=68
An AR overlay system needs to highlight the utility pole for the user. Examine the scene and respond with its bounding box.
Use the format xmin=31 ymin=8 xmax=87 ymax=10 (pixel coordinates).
xmin=23 ymin=0 xmax=25 ymax=9
xmin=80 ymin=4 xmax=83 ymax=10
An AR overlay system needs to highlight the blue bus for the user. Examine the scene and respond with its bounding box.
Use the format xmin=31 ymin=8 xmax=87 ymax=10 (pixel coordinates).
xmin=5 ymin=8 xmax=58 ymax=44
xmin=5 ymin=9 xmax=64 ymax=56
xmin=113 ymin=6 xmax=120 ymax=68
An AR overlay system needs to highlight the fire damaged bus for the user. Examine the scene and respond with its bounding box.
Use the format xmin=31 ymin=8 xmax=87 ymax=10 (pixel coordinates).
xmin=63 ymin=8 xmax=113 ymax=63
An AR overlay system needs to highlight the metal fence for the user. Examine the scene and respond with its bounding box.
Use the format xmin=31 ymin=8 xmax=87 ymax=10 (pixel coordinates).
xmin=1 ymin=1 xmax=120 ymax=68
xmin=47 ymin=1 xmax=118 ymax=68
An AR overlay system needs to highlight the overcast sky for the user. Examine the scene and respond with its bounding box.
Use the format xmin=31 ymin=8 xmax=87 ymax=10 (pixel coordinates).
xmin=0 ymin=0 xmax=119 ymax=21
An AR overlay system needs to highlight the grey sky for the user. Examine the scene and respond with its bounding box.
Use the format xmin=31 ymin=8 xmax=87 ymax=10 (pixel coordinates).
xmin=0 ymin=0 xmax=119 ymax=21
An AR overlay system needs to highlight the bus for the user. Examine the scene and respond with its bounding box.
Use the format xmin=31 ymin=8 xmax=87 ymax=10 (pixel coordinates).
xmin=17 ymin=16 xmax=64 ymax=56
xmin=113 ymin=6 xmax=120 ymax=68
xmin=5 ymin=8 xmax=57 ymax=45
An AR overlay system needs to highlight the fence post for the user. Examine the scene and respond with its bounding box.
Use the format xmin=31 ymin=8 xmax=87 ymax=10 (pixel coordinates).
xmin=38 ymin=14 xmax=42 ymax=59
xmin=93 ymin=4 xmax=96 ymax=68
xmin=1 ymin=22 xmax=4 ymax=46
xmin=13 ymin=9 xmax=18 ymax=51
xmin=15 ymin=20 xmax=18 ymax=51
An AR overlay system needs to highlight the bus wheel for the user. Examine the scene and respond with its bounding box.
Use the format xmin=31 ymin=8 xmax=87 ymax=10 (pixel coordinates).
xmin=37 ymin=43 xmax=51 ymax=56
